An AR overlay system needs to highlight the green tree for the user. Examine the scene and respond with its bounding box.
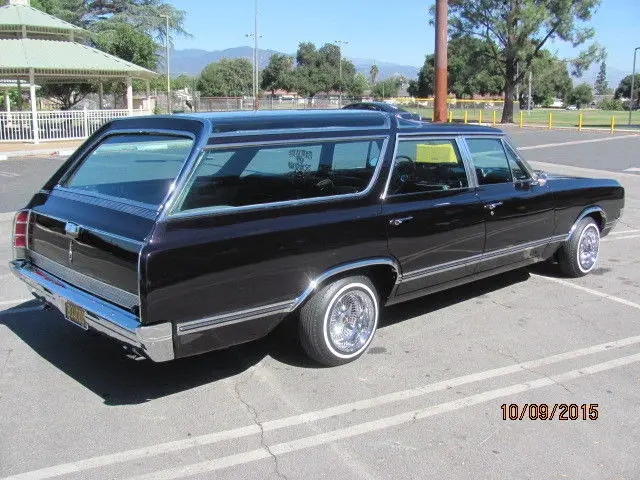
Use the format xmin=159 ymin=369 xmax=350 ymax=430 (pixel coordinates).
xmin=347 ymin=73 xmax=369 ymax=96
xmin=291 ymin=42 xmax=359 ymax=100
xmin=372 ymin=77 xmax=402 ymax=99
xmin=94 ymin=21 xmax=158 ymax=70
xmin=261 ymin=54 xmax=295 ymax=94
xmin=408 ymin=55 xmax=435 ymax=97
xmin=614 ymin=74 xmax=640 ymax=108
xmin=408 ymin=37 xmax=503 ymax=99
xmin=369 ymin=64 xmax=379 ymax=86
xmin=198 ymin=58 xmax=253 ymax=97
xmin=447 ymin=37 xmax=503 ymax=98
xmin=32 ymin=0 xmax=187 ymax=43
xmin=38 ymin=84 xmax=94 ymax=110
xmin=520 ymin=50 xmax=572 ymax=107
xmin=594 ymin=60 xmax=608 ymax=96
xmin=447 ymin=0 xmax=603 ymax=123
xmin=568 ymin=83 xmax=593 ymax=109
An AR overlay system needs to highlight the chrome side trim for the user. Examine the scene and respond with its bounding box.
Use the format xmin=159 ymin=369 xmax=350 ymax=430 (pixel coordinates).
xmin=202 ymin=135 xmax=389 ymax=151
xmin=176 ymin=300 xmax=295 ymax=335
xmin=29 ymin=251 xmax=139 ymax=310
xmin=31 ymin=210 xmax=145 ymax=248
xmin=175 ymin=258 xmax=401 ymax=335
xmin=165 ymin=135 xmax=391 ymax=219
xmin=401 ymin=235 xmax=567 ymax=283
xmin=290 ymin=258 xmax=401 ymax=311
xmin=397 ymin=132 xmax=505 ymax=138
xmin=568 ymin=206 xmax=606 ymax=240
xmin=52 ymin=187 xmax=157 ymax=220
xmin=10 ymin=260 xmax=174 ymax=362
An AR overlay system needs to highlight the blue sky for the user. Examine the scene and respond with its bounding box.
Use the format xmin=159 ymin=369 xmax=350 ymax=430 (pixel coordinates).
xmin=170 ymin=0 xmax=639 ymax=74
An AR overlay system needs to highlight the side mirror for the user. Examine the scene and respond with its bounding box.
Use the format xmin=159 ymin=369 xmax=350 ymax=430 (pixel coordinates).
xmin=530 ymin=171 xmax=548 ymax=187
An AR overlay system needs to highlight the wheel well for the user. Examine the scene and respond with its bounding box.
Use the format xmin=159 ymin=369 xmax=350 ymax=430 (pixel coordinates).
xmin=585 ymin=211 xmax=605 ymax=231
xmin=303 ymin=264 xmax=399 ymax=307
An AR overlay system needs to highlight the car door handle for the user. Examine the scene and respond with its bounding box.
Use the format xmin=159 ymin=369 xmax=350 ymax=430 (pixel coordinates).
xmin=389 ymin=216 xmax=413 ymax=227
xmin=484 ymin=202 xmax=504 ymax=211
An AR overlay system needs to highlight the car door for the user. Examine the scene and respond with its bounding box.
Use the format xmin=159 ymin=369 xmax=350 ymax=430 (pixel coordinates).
xmin=463 ymin=136 xmax=555 ymax=272
xmin=383 ymin=136 xmax=486 ymax=298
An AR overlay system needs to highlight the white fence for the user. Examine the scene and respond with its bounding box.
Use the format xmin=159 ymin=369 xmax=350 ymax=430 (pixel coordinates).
xmin=0 ymin=109 xmax=147 ymax=143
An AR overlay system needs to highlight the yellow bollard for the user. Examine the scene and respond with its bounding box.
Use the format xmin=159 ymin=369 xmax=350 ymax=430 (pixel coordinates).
xmin=492 ymin=110 xmax=497 ymax=126
xmin=464 ymin=110 xmax=468 ymax=124
xmin=519 ymin=111 xmax=524 ymax=128
xmin=548 ymin=111 xmax=552 ymax=129
xmin=578 ymin=113 xmax=583 ymax=131
xmin=610 ymin=115 xmax=615 ymax=134
xmin=479 ymin=110 xmax=483 ymax=124
xmin=448 ymin=110 xmax=453 ymax=123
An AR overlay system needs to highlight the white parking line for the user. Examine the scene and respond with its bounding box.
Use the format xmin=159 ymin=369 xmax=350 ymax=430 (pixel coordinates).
xmin=607 ymin=229 xmax=640 ymax=236
xmin=623 ymin=167 xmax=640 ymax=172
xmin=603 ymin=234 xmax=640 ymax=242
xmin=519 ymin=134 xmax=639 ymax=151
xmin=5 ymin=334 xmax=640 ymax=480
xmin=533 ymin=275 xmax=640 ymax=311
xmin=0 ymin=171 xmax=20 ymax=178
xmin=122 ymin=352 xmax=640 ymax=480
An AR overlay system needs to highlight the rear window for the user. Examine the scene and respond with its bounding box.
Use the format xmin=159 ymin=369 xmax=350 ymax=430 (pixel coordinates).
xmin=62 ymin=134 xmax=194 ymax=207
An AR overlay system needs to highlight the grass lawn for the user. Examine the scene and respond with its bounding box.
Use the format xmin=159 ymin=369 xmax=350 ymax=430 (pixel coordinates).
xmin=403 ymin=106 xmax=640 ymax=129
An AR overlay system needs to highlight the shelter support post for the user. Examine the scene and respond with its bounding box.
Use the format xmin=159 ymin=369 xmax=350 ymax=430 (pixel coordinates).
xmin=4 ymin=90 xmax=10 ymax=116
xmin=29 ymin=69 xmax=39 ymax=144
xmin=126 ymin=76 xmax=133 ymax=115
xmin=98 ymin=82 xmax=104 ymax=109
xmin=146 ymin=80 xmax=151 ymax=114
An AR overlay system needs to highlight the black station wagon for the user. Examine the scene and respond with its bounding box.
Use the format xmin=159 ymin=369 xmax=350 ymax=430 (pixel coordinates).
xmin=11 ymin=111 xmax=624 ymax=366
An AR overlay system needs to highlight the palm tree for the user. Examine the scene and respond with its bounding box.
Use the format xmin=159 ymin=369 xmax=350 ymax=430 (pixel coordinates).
xmin=370 ymin=64 xmax=379 ymax=86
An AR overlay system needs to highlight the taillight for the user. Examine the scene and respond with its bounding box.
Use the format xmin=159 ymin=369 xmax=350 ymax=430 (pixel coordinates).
xmin=13 ymin=210 xmax=29 ymax=249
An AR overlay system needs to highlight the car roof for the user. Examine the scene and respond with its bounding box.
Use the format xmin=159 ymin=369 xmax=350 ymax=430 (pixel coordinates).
xmin=134 ymin=110 xmax=503 ymax=137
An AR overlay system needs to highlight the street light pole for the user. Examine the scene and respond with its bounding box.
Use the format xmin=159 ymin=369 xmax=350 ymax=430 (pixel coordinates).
xmin=254 ymin=0 xmax=259 ymax=110
xmin=334 ymin=40 xmax=348 ymax=106
xmin=160 ymin=14 xmax=171 ymax=114
xmin=629 ymin=47 xmax=639 ymax=126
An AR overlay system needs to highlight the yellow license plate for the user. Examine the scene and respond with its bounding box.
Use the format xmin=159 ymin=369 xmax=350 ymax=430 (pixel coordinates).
xmin=64 ymin=301 xmax=88 ymax=329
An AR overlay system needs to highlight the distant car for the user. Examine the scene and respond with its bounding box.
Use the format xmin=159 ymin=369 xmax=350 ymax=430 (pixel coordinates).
xmin=566 ymin=105 xmax=577 ymax=110
xmin=343 ymin=101 xmax=421 ymax=120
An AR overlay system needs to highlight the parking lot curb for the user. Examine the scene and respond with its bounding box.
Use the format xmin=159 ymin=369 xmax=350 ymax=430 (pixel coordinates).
xmin=0 ymin=147 xmax=77 ymax=160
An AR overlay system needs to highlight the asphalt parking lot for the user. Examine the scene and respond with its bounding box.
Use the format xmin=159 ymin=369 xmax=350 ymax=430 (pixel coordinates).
xmin=1 ymin=128 xmax=639 ymax=480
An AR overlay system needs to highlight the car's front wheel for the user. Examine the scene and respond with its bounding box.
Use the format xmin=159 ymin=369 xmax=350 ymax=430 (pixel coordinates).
xmin=557 ymin=217 xmax=601 ymax=277
xmin=299 ymin=275 xmax=379 ymax=366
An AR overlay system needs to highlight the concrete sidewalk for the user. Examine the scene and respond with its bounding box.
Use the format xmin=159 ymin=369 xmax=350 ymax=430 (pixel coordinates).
xmin=0 ymin=140 xmax=82 ymax=160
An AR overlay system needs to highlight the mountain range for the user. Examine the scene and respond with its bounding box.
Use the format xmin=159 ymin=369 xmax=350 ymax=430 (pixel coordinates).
xmin=168 ymin=46 xmax=630 ymax=90
xmin=168 ymin=46 xmax=420 ymax=80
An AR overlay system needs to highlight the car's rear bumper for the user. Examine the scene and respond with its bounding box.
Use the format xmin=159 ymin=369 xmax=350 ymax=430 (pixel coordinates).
xmin=10 ymin=259 xmax=174 ymax=362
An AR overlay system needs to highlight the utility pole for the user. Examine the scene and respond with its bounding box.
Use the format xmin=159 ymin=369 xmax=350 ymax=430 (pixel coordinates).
xmin=160 ymin=14 xmax=171 ymax=114
xmin=433 ymin=0 xmax=448 ymax=122
xmin=246 ymin=1 xmax=260 ymax=110
xmin=334 ymin=40 xmax=349 ymax=106
xmin=629 ymin=47 xmax=639 ymax=126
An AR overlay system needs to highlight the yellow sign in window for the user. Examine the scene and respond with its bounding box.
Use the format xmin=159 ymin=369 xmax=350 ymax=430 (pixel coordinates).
xmin=416 ymin=143 xmax=458 ymax=164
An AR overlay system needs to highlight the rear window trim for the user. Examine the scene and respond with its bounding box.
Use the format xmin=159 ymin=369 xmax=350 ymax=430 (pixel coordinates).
xmin=165 ymin=135 xmax=390 ymax=220
xmin=57 ymin=129 xmax=197 ymax=212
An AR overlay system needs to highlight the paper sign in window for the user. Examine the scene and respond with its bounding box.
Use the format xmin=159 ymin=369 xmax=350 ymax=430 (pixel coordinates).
xmin=416 ymin=143 xmax=458 ymax=164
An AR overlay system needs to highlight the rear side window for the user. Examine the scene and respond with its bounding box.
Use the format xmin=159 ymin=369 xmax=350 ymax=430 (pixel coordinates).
xmin=466 ymin=138 xmax=512 ymax=185
xmin=63 ymin=134 xmax=193 ymax=206
xmin=176 ymin=138 xmax=384 ymax=213
xmin=388 ymin=139 xmax=469 ymax=195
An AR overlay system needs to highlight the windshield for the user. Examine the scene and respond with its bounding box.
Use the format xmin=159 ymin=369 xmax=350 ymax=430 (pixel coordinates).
xmin=62 ymin=134 xmax=194 ymax=207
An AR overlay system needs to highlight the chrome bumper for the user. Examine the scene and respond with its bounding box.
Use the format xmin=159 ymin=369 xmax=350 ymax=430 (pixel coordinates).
xmin=10 ymin=260 xmax=174 ymax=362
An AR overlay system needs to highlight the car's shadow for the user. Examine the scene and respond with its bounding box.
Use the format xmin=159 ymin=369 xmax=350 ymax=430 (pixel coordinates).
xmin=1 ymin=265 xmax=559 ymax=406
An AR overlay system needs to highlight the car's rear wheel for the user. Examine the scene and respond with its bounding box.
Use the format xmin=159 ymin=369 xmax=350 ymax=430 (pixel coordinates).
xmin=557 ymin=217 xmax=600 ymax=277
xmin=299 ymin=275 xmax=379 ymax=366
